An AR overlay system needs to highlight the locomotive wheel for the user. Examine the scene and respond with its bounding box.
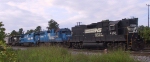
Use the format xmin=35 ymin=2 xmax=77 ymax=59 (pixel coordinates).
xmin=107 ymin=42 xmax=126 ymax=51
xmin=131 ymin=41 xmax=145 ymax=51
xmin=138 ymin=41 xmax=145 ymax=50
xmin=107 ymin=43 xmax=114 ymax=50
xmin=72 ymin=43 xmax=79 ymax=49
xmin=79 ymin=43 xmax=83 ymax=49
xmin=69 ymin=43 xmax=73 ymax=48
xmin=113 ymin=43 xmax=119 ymax=50
xmin=131 ymin=42 xmax=139 ymax=51
xmin=63 ymin=42 xmax=70 ymax=48
xmin=38 ymin=43 xmax=45 ymax=47
xmin=12 ymin=42 xmax=16 ymax=46
xmin=118 ymin=43 xmax=126 ymax=51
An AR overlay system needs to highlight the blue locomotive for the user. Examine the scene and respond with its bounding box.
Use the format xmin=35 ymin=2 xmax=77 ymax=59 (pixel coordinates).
xmin=10 ymin=28 xmax=72 ymax=46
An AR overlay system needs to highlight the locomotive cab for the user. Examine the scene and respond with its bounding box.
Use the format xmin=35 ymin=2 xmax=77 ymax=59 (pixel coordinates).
xmin=57 ymin=28 xmax=71 ymax=41
xmin=109 ymin=25 xmax=115 ymax=30
xmin=9 ymin=35 xmax=21 ymax=46
xmin=122 ymin=18 xmax=145 ymax=51
xmin=109 ymin=21 xmax=120 ymax=35
xmin=127 ymin=24 xmax=137 ymax=33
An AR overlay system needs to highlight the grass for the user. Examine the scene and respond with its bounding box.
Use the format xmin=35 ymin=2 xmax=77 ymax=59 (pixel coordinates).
xmin=14 ymin=46 xmax=139 ymax=62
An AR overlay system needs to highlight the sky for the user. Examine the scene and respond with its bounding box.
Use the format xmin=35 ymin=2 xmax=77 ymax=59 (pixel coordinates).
xmin=0 ymin=0 xmax=150 ymax=33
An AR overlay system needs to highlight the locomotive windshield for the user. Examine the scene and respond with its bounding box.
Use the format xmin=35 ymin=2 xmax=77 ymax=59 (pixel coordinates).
xmin=62 ymin=31 xmax=71 ymax=35
xmin=109 ymin=25 xmax=115 ymax=30
xmin=127 ymin=24 xmax=137 ymax=33
xmin=13 ymin=37 xmax=17 ymax=41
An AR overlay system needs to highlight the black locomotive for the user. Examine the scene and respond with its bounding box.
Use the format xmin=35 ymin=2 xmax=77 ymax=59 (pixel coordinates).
xmin=70 ymin=18 xmax=145 ymax=51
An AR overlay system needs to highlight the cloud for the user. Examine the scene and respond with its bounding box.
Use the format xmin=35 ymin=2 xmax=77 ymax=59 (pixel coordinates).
xmin=52 ymin=0 xmax=150 ymax=27
xmin=0 ymin=0 xmax=149 ymax=33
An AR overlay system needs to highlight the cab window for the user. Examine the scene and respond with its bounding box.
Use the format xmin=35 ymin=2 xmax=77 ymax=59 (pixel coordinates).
xmin=109 ymin=25 xmax=115 ymax=30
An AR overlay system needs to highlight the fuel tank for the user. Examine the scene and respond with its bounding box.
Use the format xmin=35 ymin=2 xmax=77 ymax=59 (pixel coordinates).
xmin=82 ymin=43 xmax=105 ymax=49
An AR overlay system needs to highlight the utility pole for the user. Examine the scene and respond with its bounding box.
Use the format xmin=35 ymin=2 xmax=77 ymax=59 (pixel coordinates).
xmin=146 ymin=4 xmax=150 ymax=27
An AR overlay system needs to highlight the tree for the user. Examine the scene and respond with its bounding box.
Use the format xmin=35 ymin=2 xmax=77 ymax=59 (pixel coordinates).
xmin=0 ymin=22 xmax=16 ymax=62
xmin=0 ymin=22 xmax=5 ymax=42
xmin=35 ymin=26 xmax=41 ymax=32
xmin=19 ymin=28 xmax=23 ymax=34
xmin=47 ymin=19 xmax=59 ymax=30
xmin=29 ymin=29 xmax=34 ymax=33
xmin=10 ymin=30 xmax=18 ymax=36
xmin=5 ymin=33 xmax=10 ymax=36
xmin=138 ymin=25 xmax=150 ymax=43
xmin=138 ymin=25 xmax=145 ymax=31
xmin=25 ymin=29 xmax=34 ymax=34
xmin=25 ymin=30 xmax=30 ymax=34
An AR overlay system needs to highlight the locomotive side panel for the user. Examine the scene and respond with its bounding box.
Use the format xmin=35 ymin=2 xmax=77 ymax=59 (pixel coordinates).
xmin=71 ymin=25 xmax=86 ymax=42
xmin=71 ymin=20 xmax=123 ymax=43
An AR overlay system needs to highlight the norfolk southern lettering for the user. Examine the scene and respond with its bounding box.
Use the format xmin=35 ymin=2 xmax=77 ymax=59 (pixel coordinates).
xmin=85 ymin=28 xmax=103 ymax=37
xmin=85 ymin=28 xmax=102 ymax=33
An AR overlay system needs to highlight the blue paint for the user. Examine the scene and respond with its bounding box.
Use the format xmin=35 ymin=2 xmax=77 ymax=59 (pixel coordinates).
xmin=20 ymin=28 xmax=71 ymax=45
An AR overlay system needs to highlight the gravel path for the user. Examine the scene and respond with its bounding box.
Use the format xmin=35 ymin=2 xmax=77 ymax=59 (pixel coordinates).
xmin=132 ymin=56 xmax=150 ymax=62
xmin=11 ymin=46 xmax=28 ymax=50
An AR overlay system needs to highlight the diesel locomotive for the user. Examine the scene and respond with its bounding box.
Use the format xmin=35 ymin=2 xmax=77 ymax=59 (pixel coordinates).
xmin=8 ymin=28 xmax=72 ymax=46
xmin=70 ymin=17 xmax=145 ymax=51
xmin=6 ymin=17 xmax=145 ymax=51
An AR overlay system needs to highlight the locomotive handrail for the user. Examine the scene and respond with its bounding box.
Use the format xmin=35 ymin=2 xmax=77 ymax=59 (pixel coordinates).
xmin=127 ymin=27 xmax=129 ymax=49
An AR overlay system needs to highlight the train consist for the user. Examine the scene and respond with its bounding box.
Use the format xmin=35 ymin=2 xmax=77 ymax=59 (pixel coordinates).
xmin=6 ymin=17 xmax=145 ymax=51
xmin=7 ymin=28 xmax=71 ymax=46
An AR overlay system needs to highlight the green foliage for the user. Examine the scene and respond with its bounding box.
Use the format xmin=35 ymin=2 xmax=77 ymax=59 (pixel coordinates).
xmin=88 ymin=50 xmax=137 ymax=62
xmin=25 ymin=29 xmax=34 ymax=34
xmin=72 ymin=50 xmax=137 ymax=62
xmin=15 ymin=46 xmax=138 ymax=62
xmin=47 ymin=19 xmax=59 ymax=30
xmin=29 ymin=29 xmax=34 ymax=33
xmin=10 ymin=30 xmax=18 ymax=36
xmin=10 ymin=28 xmax=23 ymax=36
xmin=35 ymin=26 xmax=41 ymax=33
xmin=0 ymin=41 xmax=16 ymax=62
xmin=0 ymin=22 xmax=5 ymax=42
xmin=0 ymin=22 xmax=16 ymax=62
xmin=16 ymin=46 xmax=71 ymax=62
xmin=18 ymin=28 xmax=23 ymax=34
xmin=138 ymin=25 xmax=150 ymax=43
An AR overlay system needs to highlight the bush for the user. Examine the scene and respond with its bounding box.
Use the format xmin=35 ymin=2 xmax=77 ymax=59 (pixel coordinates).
xmin=0 ymin=41 xmax=16 ymax=62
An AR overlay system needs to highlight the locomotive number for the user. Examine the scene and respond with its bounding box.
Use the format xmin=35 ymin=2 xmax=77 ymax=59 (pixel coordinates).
xmin=110 ymin=32 xmax=117 ymax=35
xmin=95 ymin=33 xmax=103 ymax=37
xmin=48 ymin=33 xmax=54 ymax=39
xmin=28 ymin=38 xmax=30 ymax=40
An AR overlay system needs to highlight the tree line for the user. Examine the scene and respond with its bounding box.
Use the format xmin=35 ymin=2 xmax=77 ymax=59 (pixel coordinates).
xmin=9 ymin=19 xmax=59 ymax=36
xmin=138 ymin=25 xmax=150 ymax=43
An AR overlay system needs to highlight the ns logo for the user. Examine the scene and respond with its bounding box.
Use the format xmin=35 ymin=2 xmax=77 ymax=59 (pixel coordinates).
xmin=84 ymin=28 xmax=103 ymax=37
xmin=85 ymin=28 xmax=102 ymax=33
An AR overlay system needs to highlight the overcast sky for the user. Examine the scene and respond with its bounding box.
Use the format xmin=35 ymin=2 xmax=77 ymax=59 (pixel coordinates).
xmin=0 ymin=0 xmax=149 ymax=33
